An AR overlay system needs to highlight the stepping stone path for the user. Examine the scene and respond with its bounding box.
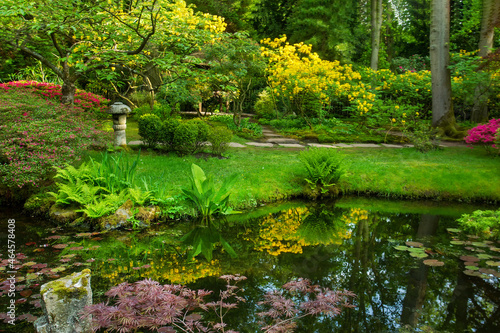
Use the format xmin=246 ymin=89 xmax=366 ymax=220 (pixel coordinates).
xmin=128 ymin=124 xmax=461 ymax=149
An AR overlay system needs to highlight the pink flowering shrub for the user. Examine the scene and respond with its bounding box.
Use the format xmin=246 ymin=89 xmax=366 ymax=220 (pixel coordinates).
xmin=82 ymin=275 xmax=355 ymax=333
xmin=0 ymin=81 xmax=109 ymax=117
xmin=0 ymin=88 xmax=111 ymax=189
xmin=464 ymin=118 xmax=500 ymax=154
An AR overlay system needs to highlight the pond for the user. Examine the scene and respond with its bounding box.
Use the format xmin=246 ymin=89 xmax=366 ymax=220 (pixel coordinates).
xmin=1 ymin=197 xmax=499 ymax=332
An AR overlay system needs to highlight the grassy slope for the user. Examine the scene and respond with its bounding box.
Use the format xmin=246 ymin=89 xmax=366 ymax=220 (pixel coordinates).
xmin=93 ymin=145 xmax=500 ymax=209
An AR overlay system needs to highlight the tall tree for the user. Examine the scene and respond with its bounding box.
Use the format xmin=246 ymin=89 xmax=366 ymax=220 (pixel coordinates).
xmin=430 ymin=0 xmax=461 ymax=136
xmin=371 ymin=0 xmax=384 ymax=70
xmin=470 ymin=0 xmax=500 ymax=122
xmin=0 ymin=0 xmax=226 ymax=103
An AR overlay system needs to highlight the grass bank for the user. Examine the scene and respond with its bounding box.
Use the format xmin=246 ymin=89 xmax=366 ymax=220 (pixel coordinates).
xmin=86 ymin=145 xmax=499 ymax=210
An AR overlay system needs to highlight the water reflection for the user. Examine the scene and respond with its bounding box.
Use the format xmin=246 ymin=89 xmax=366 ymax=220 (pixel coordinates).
xmin=1 ymin=200 xmax=499 ymax=332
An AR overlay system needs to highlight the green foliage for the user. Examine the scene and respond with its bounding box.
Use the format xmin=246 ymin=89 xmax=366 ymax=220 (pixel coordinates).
xmin=173 ymin=122 xmax=199 ymax=156
xmin=180 ymin=224 xmax=237 ymax=261
xmin=298 ymin=148 xmax=345 ymax=193
xmin=457 ymin=209 xmax=500 ymax=238
xmin=254 ymin=89 xmax=276 ymax=120
xmin=207 ymin=125 xmax=233 ymax=156
xmin=181 ymin=164 xmax=238 ymax=221
xmin=404 ymin=123 xmax=441 ymax=153
xmin=160 ymin=118 xmax=181 ymax=148
xmin=138 ymin=114 xmax=162 ymax=148
xmin=209 ymin=114 xmax=262 ymax=137
xmin=49 ymin=152 xmax=145 ymax=219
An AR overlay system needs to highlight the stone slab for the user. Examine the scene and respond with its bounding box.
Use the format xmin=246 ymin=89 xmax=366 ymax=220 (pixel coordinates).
xmin=349 ymin=143 xmax=381 ymax=148
xmin=267 ymin=138 xmax=300 ymax=143
xmin=128 ymin=140 xmax=144 ymax=145
xmin=334 ymin=143 xmax=352 ymax=147
xmin=306 ymin=143 xmax=338 ymax=148
xmin=262 ymin=133 xmax=282 ymax=137
xmin=246 ymin=142 xmax=275 ymax=147
xmin=380 ymin=143 xmax=404 ymax=148
xmin=228 ymin=142 xmax=247 ymax=148
xmin=278 ymin=143 xmax=305 ymax=148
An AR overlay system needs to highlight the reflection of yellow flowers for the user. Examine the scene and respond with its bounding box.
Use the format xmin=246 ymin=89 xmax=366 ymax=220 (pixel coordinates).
xmin=252 ymin=207 xmax=355 ymax=256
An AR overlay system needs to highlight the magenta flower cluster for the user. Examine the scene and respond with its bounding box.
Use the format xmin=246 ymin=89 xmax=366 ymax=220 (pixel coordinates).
xmin=0 ymin=89 xmax=111 ymax=189
xmin=464 ymin=118 xmax=500 ymax=150
xmin=0 ymin=81 xmax=109 ymax=115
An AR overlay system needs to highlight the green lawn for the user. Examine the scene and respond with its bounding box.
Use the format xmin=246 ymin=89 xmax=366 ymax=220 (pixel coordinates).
xmin=89 ymin=145 xmax=500 ymax=209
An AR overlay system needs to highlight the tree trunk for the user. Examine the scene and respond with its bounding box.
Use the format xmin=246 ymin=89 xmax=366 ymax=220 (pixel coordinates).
xmin=471 ymin=0 xmax=500 ymax=123
xmin=61 ymin=80 xmax=76 ymax=105
xmin=430 ymin=0 xmax=460 ymax=137
xmin=370 ymin=0 xmax=383 ymax=70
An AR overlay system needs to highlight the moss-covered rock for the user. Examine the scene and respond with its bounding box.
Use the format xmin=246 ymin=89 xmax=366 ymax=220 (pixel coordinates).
xmin=49 ymin=204 xmax=79 ymax=225
xmin=34 ymin=269 xmax=92 ymax=333
xmin=24 ymin=193 xmax=56 ymax=217
xmin=97 ymin=200 xmax=152 ymax=230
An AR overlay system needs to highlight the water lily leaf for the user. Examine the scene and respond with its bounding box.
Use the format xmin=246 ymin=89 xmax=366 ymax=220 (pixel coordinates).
xmin=408 ymin=247 xmax=426 ymax=253
xmin=26 ymin=273 xmax=38 ymax=280
xmin=460 ymin=255 xmax=479 ymax=262
xmin=46 ymin=235 xmax=62 ymax=240
xmin=52 ymin=244 xmax=68 ymax=249
xmin=485 ymin=261 xmax=500 ymax=267
xmin=31 ymin=264 xmax=47 ymax=269
xmin=69 ymin=247 xmax=84 ymax=251
xmin=477 ymin=254 xmax=492 ymax=260
xmin=76 ymin=233 xmax=92 ymax=237
xmin=463 ymin=270 xmax=481 ymax=277
xmin=20 ymin=290 xmax=32 ymax=297
xmin=479 ymin=268 xmax=497 ymax=275
xmin=446 ymin=228 xmax=461 ymax=233
xmin=423 ymin=259 xmax=444 ymax=266
xmin=62 ymin=254 xmax=76 ymax=259
xmin=33 ymin=248 xmax=45 ymax=253
xmin=51 ymin=266 xmax=66 ymax=273
xmin=60 ymin=258 xmax=71 ymax=263
xmin=406 ymin=241 xmax=424 ymax=248
xmin=465 ymin=266 xmax=479 ymax=271
xmin=489 ymin=247 xmax=500 ymax=252
xmin=450 ymin=240 xmax=465 ymax=245
xmin=23 ymin=262 xmax=37 ymax=267
xmin=493 ymin=271 xmax=500 ymax=278
xmin=464 ymin=262 xmax=478 ymax=266
xmin=394 ymin=245 xmax=409 ymax=251
xmin=25 ymin=242 xmax=36 ymax=246
xmin=409 ymin=252 xmax=428 ymax=258
xmin=471 ymin=242 xmax=488 ymax=247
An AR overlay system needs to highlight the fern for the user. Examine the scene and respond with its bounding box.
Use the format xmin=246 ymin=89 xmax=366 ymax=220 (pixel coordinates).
xmin=49 ymin=180 xmax=107 ymax=206
xmin=127 ymin=188 xmax=153 ymax=206
xmin=299 ymin=148 xmax=346 ymax=190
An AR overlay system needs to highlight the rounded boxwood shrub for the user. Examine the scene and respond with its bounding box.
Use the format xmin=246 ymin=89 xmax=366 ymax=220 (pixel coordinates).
xmin=160 ymin=118 xmax=181 ymax=148
xmin=173 ymin=122 xmax=198 ymax=155
xmin=207 ymin=125 xmax=233 ymax=156
xmin=138 ymin=114 xmax=162 ymax=148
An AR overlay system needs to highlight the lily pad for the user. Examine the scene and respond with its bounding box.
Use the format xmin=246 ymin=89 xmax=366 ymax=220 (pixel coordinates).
xmin=463 ymin=270 xmax=481 ymax=277
xmin=477 ymin=254 xmax=492 ymax=260
xmin=406 ymin=241 xmax=424 ymax=248
xmin=485 ymin=261 xmax=500 ymax=267
xmin=450 ymin=240 xmax=465 ymax=245
xmin=465 ymin=266 xmax=479 ymax=271
xmin=394 ymin=245 xmax=409 ymax=251
xmin=26 ymin=273 xmax=38 ymax=280
xmin=423 ymin=259 xmax=444 ymax=267
xmin=23 ymin=262 xmax=37 ymax=267
xmin=471 ymin=242 xmax=488 ymax=247
xmin=409 ymin=252 xmax=428 ymax=258
xmin=460 ymin=255 xmax=479 ymax=262
xmin=446 ymin=228 xmax=461 ymax=233
xmin=52 ymin=244 xmax=68 ymax=249
xmin=464 ymin=262 xmax=478 ymax=266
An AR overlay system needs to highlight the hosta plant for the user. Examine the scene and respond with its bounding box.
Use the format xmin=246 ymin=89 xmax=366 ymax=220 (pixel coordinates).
xmin=182 ymin=164 xmax=238 ymax=222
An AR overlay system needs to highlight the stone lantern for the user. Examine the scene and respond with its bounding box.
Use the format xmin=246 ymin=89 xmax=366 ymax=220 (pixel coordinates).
xmin=107 ymin=102 xmax=131 ymax=147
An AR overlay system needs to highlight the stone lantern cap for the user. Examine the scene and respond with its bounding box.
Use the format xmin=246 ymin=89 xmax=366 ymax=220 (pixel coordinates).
xmin=107 ymin=102 xmax=132 ymax=115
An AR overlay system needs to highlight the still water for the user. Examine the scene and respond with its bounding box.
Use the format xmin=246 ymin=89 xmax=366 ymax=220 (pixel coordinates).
xmin=0 ymin=197 xmax=499 ymax=332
